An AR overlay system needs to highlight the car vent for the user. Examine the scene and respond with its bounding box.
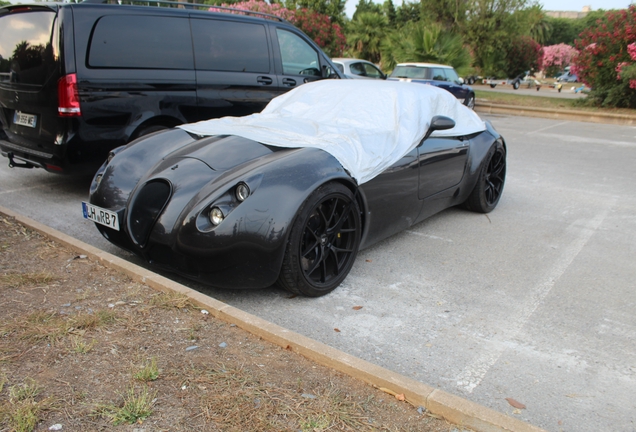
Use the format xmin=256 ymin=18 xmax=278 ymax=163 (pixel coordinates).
xmin=128 ymin=180 xmax=172 ymax=247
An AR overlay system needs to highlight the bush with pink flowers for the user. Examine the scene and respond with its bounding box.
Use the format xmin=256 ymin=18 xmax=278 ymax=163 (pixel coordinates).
xmin=541 ymin=44 xmax=578 ymax=77
xmin=572 ymin=5 xmax=636 ymax=107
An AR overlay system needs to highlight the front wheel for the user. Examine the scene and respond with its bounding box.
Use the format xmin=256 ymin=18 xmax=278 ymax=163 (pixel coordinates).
xmin=462 ymin=141 xmax=506 ymax=213
xmin=513 ymin=81 xmax=520 ymax=90
xmin=490 ymin=84 xmax=497 ymax=88
xmin=278 ymin=183 xmax=361 ymax=297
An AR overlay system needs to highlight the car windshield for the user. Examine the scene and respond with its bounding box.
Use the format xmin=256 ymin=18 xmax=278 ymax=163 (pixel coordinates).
xmin=390 ymin=65 xmax=429 ymax=79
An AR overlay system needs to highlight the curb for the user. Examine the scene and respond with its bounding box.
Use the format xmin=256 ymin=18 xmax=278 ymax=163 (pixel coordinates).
xmin=0 ymin=205 xmax=547 ymax=432
xmin=475 ymin=102 xmax=636 ymax=126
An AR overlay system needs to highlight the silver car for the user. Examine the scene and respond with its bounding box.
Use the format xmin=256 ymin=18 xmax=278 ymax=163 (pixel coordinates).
xmin=331 ymin=58 xmax=386 ymax=80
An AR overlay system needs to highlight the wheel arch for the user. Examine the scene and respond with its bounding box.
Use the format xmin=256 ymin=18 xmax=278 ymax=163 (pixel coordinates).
xmin=129 ymin=116 xmax=183 ymax=141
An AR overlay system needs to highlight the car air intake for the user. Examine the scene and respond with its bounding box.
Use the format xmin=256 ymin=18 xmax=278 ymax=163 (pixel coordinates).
xmin=128 ymin=180 xmax=171 ymax=247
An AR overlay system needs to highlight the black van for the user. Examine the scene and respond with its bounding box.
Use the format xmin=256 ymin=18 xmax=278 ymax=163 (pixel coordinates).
xmin=0 ymin=1 xmax=342 ymax=174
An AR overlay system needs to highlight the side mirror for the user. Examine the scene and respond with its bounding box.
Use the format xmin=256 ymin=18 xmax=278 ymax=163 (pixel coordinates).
xmin=322 ymin=65 xmax=333 ymax=78
xmin=422 ymin=115 xmax=455 ymax=141
xmin=458 ymin=77 xmax=465 ymax=85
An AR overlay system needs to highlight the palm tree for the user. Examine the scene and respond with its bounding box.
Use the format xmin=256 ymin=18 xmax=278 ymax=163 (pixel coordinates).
xmin=345 ymin=12 xmax=389 ymax=64
xmin=381 ymin=22 xmax=470 ymax=72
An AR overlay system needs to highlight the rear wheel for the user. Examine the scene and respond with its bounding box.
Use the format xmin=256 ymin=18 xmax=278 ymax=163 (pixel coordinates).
xmin=490 ymin=84 xmax=497 ymax=88
xmin=278 ymin=183 xmax=361 ymax=297
xmin=463 ymin=142 xmax=506 ymax=213
xmin=467 ymin=76 xmax=476 ymax=85
xmin=513 ymin=81 xmax=520 ymax=90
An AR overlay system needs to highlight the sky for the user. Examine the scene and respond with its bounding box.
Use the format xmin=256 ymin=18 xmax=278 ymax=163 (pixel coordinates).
xmin=344 ymin=0 xmax=634 ymax=18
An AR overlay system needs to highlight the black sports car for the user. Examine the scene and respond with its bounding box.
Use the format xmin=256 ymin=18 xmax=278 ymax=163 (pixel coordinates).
xmin=84 ymin=80 xmax=506 ymax=297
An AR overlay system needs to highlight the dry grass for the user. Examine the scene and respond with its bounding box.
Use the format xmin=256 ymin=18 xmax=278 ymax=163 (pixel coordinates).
xmin=0 ymin=214 xmax=461 ymax=432
xmin=0 ymin=272 xmax=55 ymax=288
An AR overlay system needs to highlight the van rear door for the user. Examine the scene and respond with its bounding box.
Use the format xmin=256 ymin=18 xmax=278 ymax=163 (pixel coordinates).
xmin=0 ymin=5 xmax=61 ymax=166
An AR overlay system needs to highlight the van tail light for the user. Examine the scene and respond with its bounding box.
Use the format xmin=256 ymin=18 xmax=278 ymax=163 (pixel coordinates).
xmin=58 ymin=74 xmax=81 ymax=117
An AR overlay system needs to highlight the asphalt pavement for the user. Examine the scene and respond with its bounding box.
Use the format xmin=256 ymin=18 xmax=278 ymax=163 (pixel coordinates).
xmin=1 ymin=114 xmax=635 ymax=431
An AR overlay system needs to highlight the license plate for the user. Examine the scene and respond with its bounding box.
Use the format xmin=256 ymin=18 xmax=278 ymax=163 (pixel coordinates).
xmin=13 ymin=111 xmax=37 ymax=128
xmin=82 ymin=202 xmax=119 ymax=231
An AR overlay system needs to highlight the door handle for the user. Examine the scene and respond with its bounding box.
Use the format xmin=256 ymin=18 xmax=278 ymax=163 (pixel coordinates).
xmin=257 ymin=76 xmax=273 ymax=85
xmin=282 ymin=78 xmax=296 ymax=87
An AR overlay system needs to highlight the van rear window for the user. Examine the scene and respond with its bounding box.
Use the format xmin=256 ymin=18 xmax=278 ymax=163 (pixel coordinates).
xmin=0 ymin=10 xmax=57 ymax=85
xmin=191 ymin=19 xmax=269 ymax=73
xmin=88 ymin=15 xmax=194 ymax=70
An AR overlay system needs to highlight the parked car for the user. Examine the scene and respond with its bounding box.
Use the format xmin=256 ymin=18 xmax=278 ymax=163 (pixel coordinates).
xmin=331 ymin=58 xmax=386 ymax=80
xmin=388 ymin=63 xmax=475 ymax=109
xmin=83 ymin=80 xmax=506 ymax=297
xmin=0 ymin=1 xmax=342 ymax=174
xmin=556 ymin=71 xmax=578 ymax=83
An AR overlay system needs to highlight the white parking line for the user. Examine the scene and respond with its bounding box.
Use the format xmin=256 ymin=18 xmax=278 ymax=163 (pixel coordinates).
xmin=455 ymin=198 xmax=616 ymax=393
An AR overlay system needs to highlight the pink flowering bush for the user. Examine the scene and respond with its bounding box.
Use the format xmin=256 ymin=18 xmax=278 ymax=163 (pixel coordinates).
xmin=572 ymin=5 xmax=636 ymax=107
xmin=541 ymin=44 xmax=578 ymax=77
xmin=209 ymin=0 xmax=345 ymax=56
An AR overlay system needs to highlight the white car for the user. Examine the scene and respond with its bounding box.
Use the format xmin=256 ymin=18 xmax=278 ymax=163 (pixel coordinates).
xmin=331 ymin=58 xmax=386 ymax=80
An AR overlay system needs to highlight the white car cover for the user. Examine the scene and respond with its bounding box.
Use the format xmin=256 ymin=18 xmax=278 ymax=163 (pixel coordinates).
xmin=179 ymin=80 xmax=485 ymax=184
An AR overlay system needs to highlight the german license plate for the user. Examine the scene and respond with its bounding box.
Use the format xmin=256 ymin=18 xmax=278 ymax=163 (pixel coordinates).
xmin=82 ymin=202 xmax=119 ymax=231
xmin=13 ymin=111 xmax=37 ymax=128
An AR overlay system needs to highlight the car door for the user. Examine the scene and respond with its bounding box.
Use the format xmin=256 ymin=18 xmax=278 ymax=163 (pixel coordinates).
xmin=271 ymin=27 xmax=326 ymax=90
xmin=191 ymin=17 xmax=282 ymax=122
xmin=417 ymin=135 xmax=469 ymax=199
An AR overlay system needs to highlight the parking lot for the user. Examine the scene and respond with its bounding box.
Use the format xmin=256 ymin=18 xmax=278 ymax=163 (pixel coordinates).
xmin=1 ymin=114 xmax=635 ymax=432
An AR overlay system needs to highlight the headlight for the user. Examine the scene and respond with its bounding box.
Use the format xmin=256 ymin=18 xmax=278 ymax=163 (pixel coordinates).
xmin=235 ymin=183 xmax=250 ymax=202
xmin=209 ymin=207 xmax=224 ymax=225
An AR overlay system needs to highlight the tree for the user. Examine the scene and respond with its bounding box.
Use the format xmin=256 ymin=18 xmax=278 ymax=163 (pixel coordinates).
xmin=573 ymin=5 xmax=636 ymax=107
xmin=352 ymin=0 xmax=382 ymax=20
xmin=462 ymin=0 xmax=531 ymax=77
xmin=346 ymin=12 xmax=388 ymax=63
xmin=383 ymin=0 xmax=397 ymax=25
xmin=395 ymin=0 xmax=420 ymax=27
xmin=419 ymin=0 xmax=466 ymax=31
xmin=381 ymin=22 xmax=471 ymax=72
xmin=503 ymin=35 xmax=541 ymax=77
xmin=284 ymin=0 xmax=346 ymax=24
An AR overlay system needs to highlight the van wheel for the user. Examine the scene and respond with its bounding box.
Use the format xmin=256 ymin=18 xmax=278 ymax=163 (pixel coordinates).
xmin=131 ymin=125 xmax=169 ymax=141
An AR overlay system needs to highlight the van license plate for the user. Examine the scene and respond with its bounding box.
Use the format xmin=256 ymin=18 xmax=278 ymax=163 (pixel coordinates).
xmin=14 ymin=111 xmax=37 ymax=128
xmin=82 ymin=202 xmax=120 ymax=231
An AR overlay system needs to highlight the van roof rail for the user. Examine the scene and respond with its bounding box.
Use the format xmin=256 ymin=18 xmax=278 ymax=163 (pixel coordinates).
xmin=79 ymin=0 xmax=286 ymax=22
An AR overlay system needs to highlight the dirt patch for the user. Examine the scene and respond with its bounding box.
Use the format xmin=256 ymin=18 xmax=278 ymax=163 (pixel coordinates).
xmin=0 ymin=215 xmax=467 ymax=431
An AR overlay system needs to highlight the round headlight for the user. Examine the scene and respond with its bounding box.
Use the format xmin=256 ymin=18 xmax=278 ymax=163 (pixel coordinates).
xmin=209 ymin=207 xmax=224 ymax=225
xmin=236 ymin=183 xmax=250 ymax=202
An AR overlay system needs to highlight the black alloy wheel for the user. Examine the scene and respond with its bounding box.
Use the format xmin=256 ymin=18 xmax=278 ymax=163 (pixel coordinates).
xmin=463 ymin=142 xmax=506 ymax=213
xmin=278 ymin=182 xmax=361 ymax=297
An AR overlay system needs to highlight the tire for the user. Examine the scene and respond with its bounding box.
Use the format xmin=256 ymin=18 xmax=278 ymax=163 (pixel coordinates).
xmin=278 ymin=182 xmax=361 ymax=297
xmin=513 ymin=80 xmax=520 ymax=90
xmin=467 ymin=77 xmax=475 ymax=85
xmin=464 ymin=93 xmax=475 ymax=110
xmin=490 ymin=84 xmax=497 ymax=88
xmin=131 ymin=124 xmax=170 ymax=141
xmin=463 ymin=141 xmax=506 ymax=213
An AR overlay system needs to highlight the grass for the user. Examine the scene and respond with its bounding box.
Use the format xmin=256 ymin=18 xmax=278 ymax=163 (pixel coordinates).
xmin=0 ymin=272 xmax=55 ymax=288
xmin=1 ymin=378 xmax=53 ymax=432
xmin=8 ymin=309 xmax=120 ymax=342
xmin=97 ymin=385 xmax=157 ymax=425
xmin=474 ymin=86 xmax=636 ymax=116
xmin=134 ymin=357 xmax=160 ymax=382
xmin=149 ymin=291 xmax=196 ymax=310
